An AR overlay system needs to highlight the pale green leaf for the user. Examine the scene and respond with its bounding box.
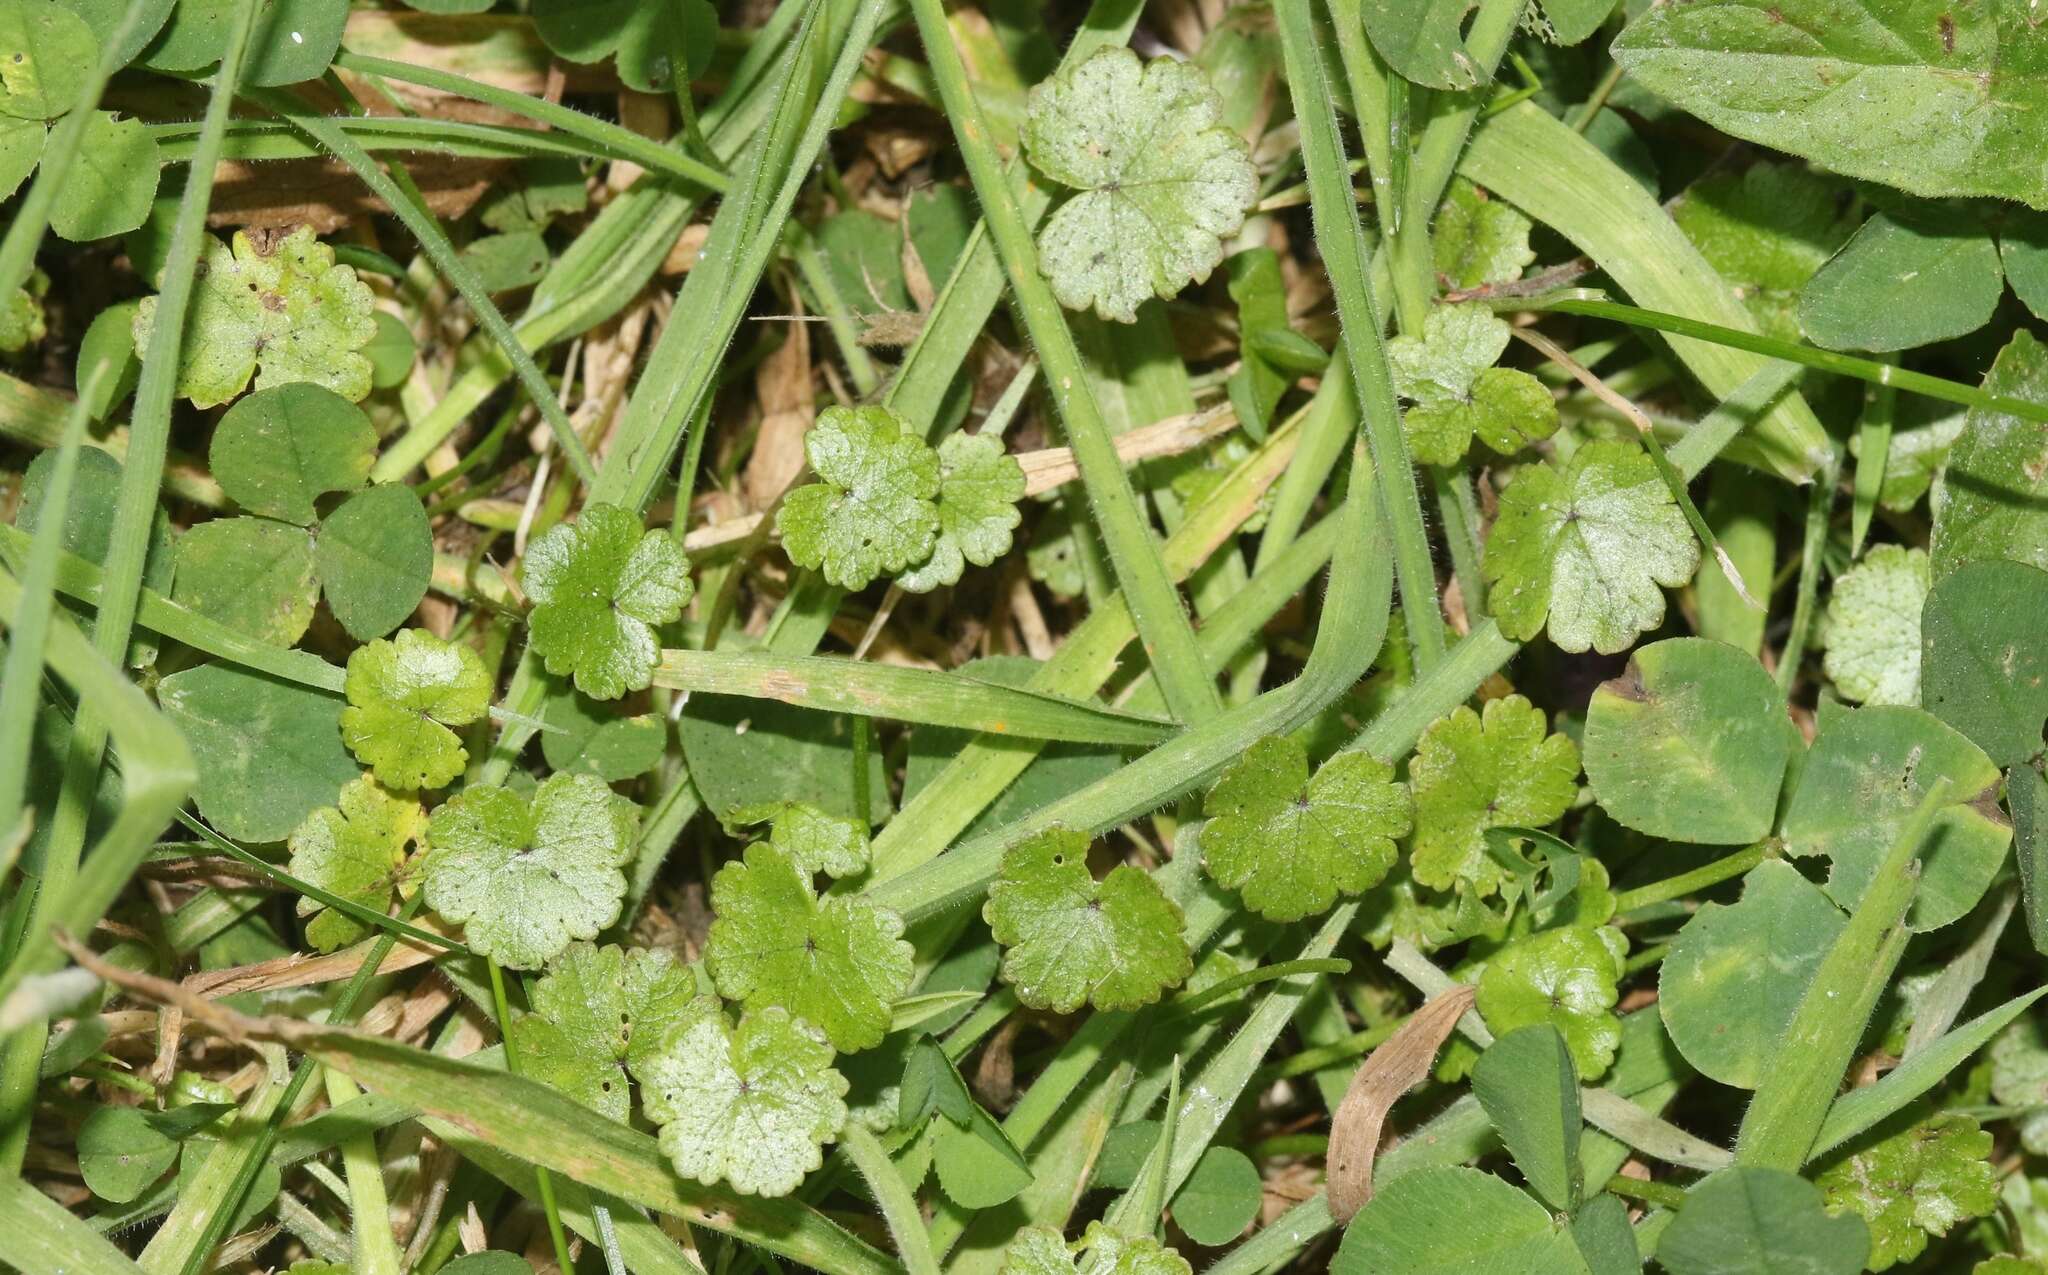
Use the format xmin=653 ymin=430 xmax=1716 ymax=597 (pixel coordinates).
xmin=723 ymin=801 xmax=870 ymax=879
xmin=1475 ymin=925 xmax=1624 ymax=1079
xmin=897 ymin=432 xmax=1026 ymax=593
xmin=509 ymin=942 xmax=696 ymax=1122
xmin=1814 ymin=1114 xmax=1997 ymax=1270
xmin=49 ymin=111 xmax=159 ymax=242
xmin=521 ymin=502 xmax=694 ymax=700
xmin=286 ymin=774 xmax=424 ymax=952
xmin=777 ymin=406 xmax=940 ymax=590
xmin=999 ymin=1223 xmax=1191 ymax=1275
xmin=1409 ymin=694 xmax=1580 ymax=897
xmin=339 ymin=629 xmax=492 ymax=791
xmin=1434 ymin=179 xmax=1535 ymax=291
xmin=0 ymin=0 xmax=96 ymax=120
xmin=1821 ymin=544 xmax=1928 ymax=706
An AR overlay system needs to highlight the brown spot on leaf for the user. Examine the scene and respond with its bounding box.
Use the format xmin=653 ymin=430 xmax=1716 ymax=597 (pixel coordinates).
xmin=1940 ymin=13 xmax=1956 ymax=53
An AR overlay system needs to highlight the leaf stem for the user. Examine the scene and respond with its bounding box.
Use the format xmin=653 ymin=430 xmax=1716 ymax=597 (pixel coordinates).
xmin=1614 ymin=843 xmax=1767 ymax=916
xmin=840 ymin=1125 xmax=940 ymax=1275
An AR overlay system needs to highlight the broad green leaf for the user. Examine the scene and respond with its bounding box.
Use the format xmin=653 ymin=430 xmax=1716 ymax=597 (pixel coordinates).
xmin=339 ymin=629 xmax=491 ymax=791
xmin=139 ymin=0 xmax=347 ymax=87
xmin=680 ymin=697 xmax=891 ymax=825
xmin=1475 ymin=925 xmax=1624 ymax=1079
xmin=777 ymin=405 xmax=941 ymax=590
xmin=1358 ymin=0 xmax=1482 ymax=91
xmin=286 ymin=774 xmax=424 ymax=952
xmin=1536 ymin=0 xmax=1617 ymax=45
xmin=49 ymin=0 xmax=173 ymax=64
xmin=521 ymin=502 xmax=693 ymax=700
xmin=1659 ymin=860 xmax=1844 ymax=1089
xmin=933 ymin=1106 xmax=1035 ymax=1208
xmin=18 ymin=443 xmax=171 ymax=663
xmin=1387 ymin=304 xmax=1558 ymax=465
xmin=1171 ymin=1146 xmax=1261 ymax=1247
xmin=983 ymin=825 xmax=1192 ymax=1013
xmin=1333 ymin=1166 xmax=1588 ymax=1275
xmin=1932 ymin=332 xmax=2048 ymax=577
xmin=1799 ymin=209 xmax=2003 ymax=352
xmin=210 ymin=383 xmax=376 ymax=525
xmin=723 ymin=801 xmax=869 ymax=880
xmin=1568 ymin=1194 xmax=1639 ymax=1275
xmin=49 ymin=112 xmax=159 ymax=242
xmin=1471 ymin=1024 xmax=1583 ymax=1214
xmin=157 ymin=662 xmax=357 ymax=843
xmin=1583 ymin=637 xmax=1793 ymax=845
xmin=134 ymin=225 xmax=377 ymax=408
xmin=1023 ymin=47 xmax=1257 ymax=323
xmin=0 ymin=115 xmax=43 ymax=200
xmin=510 ymin=942 xmax=695 ymax=1123
xmin=1434 ymin=179 xmax=1536 ymax=291
xmin=705 ymin=842 xmax=912 ymax=1052
xmin=312 ymin=483 xmax=432 ymax=641
xmin=1199 ymin=734 xmax=1411 ymax=922
xmin=422 ymin=773 xmax=638 ymax=969
xmin=1670 ymin=161 xmax=1856 ymax=342
xmin=1781 ymin=704 xmax=2010 ymax=931
xmin=1485 ymin=439 xmax=1700 ymax=654
xmin=1614 ymin=0 xmax=2048 ymax=208
xmin=363 ymin=310 xmax=415 ymax=390
xmin=459 ymin=230 xmax=549 ymax=294
xmin=78 ymin=1105 xmax=177 ymax=1203
xmin=170 ymin=516 xmax=318 ymax=647
xmin=1992 ymin=1015 xmax=2048 ymax=1154
xmin=1655 ymin=1167 xmax=1869 ymax=1275
xmin=0 ymin=0 xmax=96 ymax=120
xmin=1921 ymin=559 xmax=2048 ymax=767
xmin=75 ymin=299 xmax=139 ymax=421
xmin=1814 ymin=1114 xmax=1997 ymax=1270
xmin=1821 ymin=545 xmax=1928 ymax=706
xmin=530 ymin=0 xmax=717 ymax=92
xmin=636 ymin=997 xmax=848 ymax=1198
xmin=897 ymin=432 xmax=1026 ymax=593
xmin=1409 ymin=694 xmax=1580 ymax=897
xmin=1001 ymin=1223 xmax=1192 ymax=1275
xmin=540 ymin=687 xmax=667 ymax=782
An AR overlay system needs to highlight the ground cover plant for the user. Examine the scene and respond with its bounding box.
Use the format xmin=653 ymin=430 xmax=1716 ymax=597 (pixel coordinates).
xmin=4 ymin=0 xmax=2048 ymax=1272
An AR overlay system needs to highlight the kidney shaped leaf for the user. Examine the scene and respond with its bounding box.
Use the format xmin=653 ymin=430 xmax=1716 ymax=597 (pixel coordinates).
xmin=422 ymin=773 xmax=638 ymax=969
xmin=984 ymin=826 xmax=1192 ymax=1014
xmin=897 ymin=432 xmax=1026 ymax=593
xmin=340 ymin=629 xmax=492 ymax=792
xmin=1200 ymin=735 xmax=1411 ymax=922
xmin=1023 ymin=47 xmax=1257 ymax=323
xmin=1002 ymin=1223 xmax=1191 ymax=1275
xmin=723 ymin=801 xmax=870 ymax=880
xmin=287 ymin=775 xmax=424 ymax=953
xmin=778 ymin=406 xmax=941 ymax=590
xmin=1386 ymin=304 xmax=1557 ymax=465
xmin=1476 ymin=925 xmax=1625 ymax=1080
xmin=521 ymin=502 xmax=694 ymax=701
xmin=1409 ymin=694 xmax=1580 ymax=897
xmin=509 ymin=942 xmax=695 ymax=1123
xmin=635 ymin=996 xmax=848 ymax=1198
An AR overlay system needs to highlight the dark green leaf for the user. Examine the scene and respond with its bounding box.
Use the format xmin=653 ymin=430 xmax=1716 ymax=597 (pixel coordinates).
xmin=313 ymin=483 xmax=432 ymax=641
xmin=1921 ymin=559 xmax=2048 ymax=768
xmin=1655 ymin=1167 xmax=1869 ymax=1275
xmin=1471 ymin=1024 xmax=1583 ymax=1213
xmin=157 ymin=663 xmax=356 ymax=843
xmin=1798 ymin=210 xmax=2003 ymax=353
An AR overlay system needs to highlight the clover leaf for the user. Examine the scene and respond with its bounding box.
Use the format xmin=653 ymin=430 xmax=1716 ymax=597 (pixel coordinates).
xmin=286 ymin=775 xmax=424 ymax=953
xmin=898 ymin=432 xmax=1026 ymax=593
xmin=1001 ymin=1223 xmax=1191 ymax=1275
xmin=1484 ymin=439 xmax=1700 ymax=654
xmin=133 ymin=226 xmax=377 ymax=409
xmin=983 ymin=826 xmax=1192 ymax=1014
xmin=1199 ymin=735 xmax=1411 ymax=922
xmin=1475 ymin=925 xmax=1624 ymax=1080
xmin=704 ymin=842 xmax=912 ymax=1052
xmin=339 ymin=629 xmax=492 ymax=792
xmin=508 ymin=942 xmax=695 ymax=1122
xmin=0 ymin=0 xmax=96 ymax=121
xmin=1815 ymin=1114 xmax=1998 ymax=1270
xmin=1386 ymin=305 xmax=1557 ymax=465
xmin=1409 ymin=695 xmax=1579 ymax=897
xmin=1433 ymin=179 xmax=1536 ymax=291
xmin=778 ymin=405 xmax=941 ymax=590
xmin=421 ymin=773 xmax=638 ymax=969
xmin=210 ymin=383 xmax=377 ymax=526
xmin=635 ymin=996 xmax=848 ymax=1197
xmin=1022 ymin=47 xmax=1257 ymax=323
xmin=531 ymin=0 xmax=716 ymax=94
xmin=520 ymin=503 xmax=694 ymax=701
xmin=1822 ymin=544 xmax=1928 ymax=706
xmin=724 ymin=801 xmax=869 ymax=879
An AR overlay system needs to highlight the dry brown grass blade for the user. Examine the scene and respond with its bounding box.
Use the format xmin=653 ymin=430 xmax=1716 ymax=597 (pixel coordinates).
xmin=1325 ymin=983 xmax=1476 ymax=1223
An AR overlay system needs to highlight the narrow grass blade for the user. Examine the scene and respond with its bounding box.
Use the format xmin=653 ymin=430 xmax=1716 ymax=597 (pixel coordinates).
xmin=0 ymin=1172 xmax=148 ymax=1275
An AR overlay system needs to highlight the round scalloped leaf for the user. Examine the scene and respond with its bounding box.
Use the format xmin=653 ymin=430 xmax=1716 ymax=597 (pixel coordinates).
xmin=1199 ymin=735 xmax=1411 ymax=922
xmin=211 ymin=384 xmax=375 ymax=526
xmin=636 ymin=997 xmax=848 ymax=1198
xmin=704 ymin=842 xmax=911 ymax=1052
xmin=422 ymin=773 xmax=638 ymax=969
xmin=170 ymin=515 xmax=319 ymax=647
xmin=340 ymin=629 xmax=491 ymax=791
xmin=1333 ymin=1166 xmax=1585 ymax=1274
xmin=509 ymin=942 xmax=695 ymax=1122
xmin=139 ymin=0 xmax=347 ymax=86
xmin=1434 ymin=179 xmax=1536 ymax=291
xmin=1475 ymin=926 xmax=1623 ymax=1080
xmin=1821 ymin=544 xmax=1928 ymax=706
xmin=286 ymin=775 xmax=424 ymax=952
xmin=1658 ymin=860 xmax=1844 ymax=1089
xmin=1409 ymin=695 xmax=1579 ymax=897
xmin=520 ymin=502 xmax=694 ymax=701
xmin=49 ymin=112 xmax=158 ymax=242
xmin=898 ymin=432 xmax=1026 ymax=593
xmin=1023 ymin=47 xmax=1256 ymax=323
xmin=723 ymin=801 xmax=869 ymax=879
xmin=1814 ymin=1114 xmax=1996 ymax=1271
xmin=983 ymin=826 xmax=1192 ymax=1014
xmin=0 ymin=0 xmax=96 ymax=120
xmin=1656 ymin=1167 xmax=1869 ymax=1275
xmin=1583 ymin=637 xmax=1794 ymax=846
xmin=1781 ymin=704 xmax=2010 ymax=932
xmin=313 ymin=483 xmax=432 ymax=641
xmin=530 ymin=0 xmax=716 ymax=93
xmin=158 ymin=662 xmax=359 ymax=843
xmin=1000 ymin=1224 xmax=1191 ymax=1275
xmin=777 ymin=405 xmax=941 ymax=590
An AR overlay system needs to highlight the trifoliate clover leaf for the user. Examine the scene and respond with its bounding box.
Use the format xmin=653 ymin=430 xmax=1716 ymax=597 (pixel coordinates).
xmin=777 ymin=406 xmax=940 ymax=590
xmin=983 ymin=826 xmax=1192 ymax=1014
xmin=339 ymin=629 xmax=492 ymax=792
xmin=1385 ymin=304 xmax=1557 ymax=465
xmin=635 ymin=996 xmax=848 ymax=1197
xmin=531 ymin=0 xmax=716 ymax=94
xmin=0 ymin=0 xmax=96 ymax=121
xmin=704 ymin=842 xmax=912 ymax=1052
xmin=520 ymin=503 xmax=693 ymax=701
xmin=898 ymin=432 xmax=1026 ymax=593
xmin=1434 ymin=179 xmax=1536 ymax=290
xmin=210 ymin=384 xmax=377 ymax=527
xmin=1822 ymin=544 xmax=1929 ymax=707
xmin=1199 ymin=735 xmax=1411 ymax=922
xmin=508 ymin=942 xmax=695 ymax=1123
xmin=422 ymin=773 xmax=638 ymax=969
xmin=1000 ymin=1223 xmax=1192 ymax=1275
xmin=286 ymin=775 xmax=424 ymax=953
xmin=723 ymin=801 xmax=869 ymax=879
xmin=133 ymin=226 xmax=376 ymax=409
xmin=1409 ymin=695 xmax=1579 ymax=897
xmin=1475 ymin=925 xmax=1624 ymax=1080
xmin=1484 ymin=439 xmax=1700 ymax=654
xmin=1022 ymin=47 xmax=1257 ymax=323
xmin=1815 ymin=1114 xmax=1998 ymax=1270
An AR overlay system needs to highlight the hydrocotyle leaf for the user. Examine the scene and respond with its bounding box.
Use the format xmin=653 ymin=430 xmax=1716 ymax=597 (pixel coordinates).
xmin=1821 ymin=544 xmax=1929 ymax=707
xmin=339 ymin=629 xmax=492 ymax=791
xmin=896 ymin=431 xmax=1026 ymax=593
xmin=521 ymin=502 xmax=694 ymax=701
xmin=1475 ymin=925 xmax=1624 ymax=1080
xmin=777 ymin=405 xmax=941 ymax=590
xmin=1408 ymin=695 xmax=1580 ymax=897
xmin=1813 ymin=1113 xmax=1998 ymax=1270
xmin=511 ymin=941 xmax=696 ymax=1122
xmin=286 ymin=774 xmax=424 ymax=952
